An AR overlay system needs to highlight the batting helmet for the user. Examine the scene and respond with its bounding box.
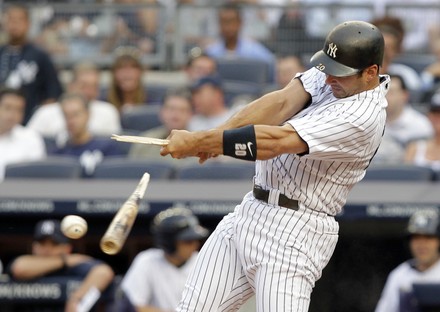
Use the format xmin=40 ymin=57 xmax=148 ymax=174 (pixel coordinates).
xmin=407 ymin=210 xmax=440 ymax=237
xmin=310 ymin=20 xmax=384 ymax=77
xmin=152 ymin=207 xmax=209 ymax=254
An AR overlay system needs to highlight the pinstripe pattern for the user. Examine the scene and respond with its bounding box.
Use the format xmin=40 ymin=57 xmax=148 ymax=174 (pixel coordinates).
xmin=177 ymin=68 xmax=390 ymax=312
xmin=256 ymin=69 xmax=390 ymax=216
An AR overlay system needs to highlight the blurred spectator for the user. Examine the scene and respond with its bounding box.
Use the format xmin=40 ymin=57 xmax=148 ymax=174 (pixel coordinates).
xmin=204 ymin=3 xmax=276 ymax=83
xmin=28 ymin=61 xmax=121 ymax=144
xmin=373 ymin=0 xmax=440 ymax=52
xmin=0 ymin=3 xmax=63 ymax=124
xmin=302 ymin=0 xmax=375 ymax=40
xmin=270 ymin=1 xmax=308 ymax=56
xmin=101 ymin=0 xmax=159 ymax=55
xmin=129 ymin=87 xmax=194 ymax=160
xmin=8 ymin=219 xmax=115 ymax=312
xmin=385 ymin=74 xmax=433 ymax=147
xmin=0 ymin=87 xmax=46 ymax=181
xmin=35 ymin=7 xmax=100 ymax=62
xmin=371 ymin=131 xmax=405 ymax=165
xmin=421 ymin=31 xmax=440 ymax=90
xmin=171 ymin=0 xmax=218 ymax=52
xmin=103 ymin=49 xmax=152 ymax=112
xmin=375 ymin=210 xmax=440 ymax=312
xmin=223 ymin=0 xmax=284 ymax=41
xmin=51 ymin=93 xmax=124 ymax=177
xmin=184 ymin=49 xmax=218 ymax=84
xmin=263 ymin=54 xmax=305 ymax=93
xmin=34 ymin=14 xmax=70 ymax=57
xmin=276 ymin=55 xmax=305 ymax=89
xmin=188 ymin=75 xmax=234 ymax=131
xmin=371 ymin=16 xmax=423 ymax=93
xmin=404 ymin=90 xmax=440 ymax=171
xmin=116 ymin=207 xmax=209 ymax=312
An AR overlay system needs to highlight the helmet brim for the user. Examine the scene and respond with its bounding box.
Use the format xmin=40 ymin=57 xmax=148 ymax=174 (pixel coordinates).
xmin=177 ymin=225 xmax=209 ymax=241
xmin=310 ymin=50 xmax=360 ymax=77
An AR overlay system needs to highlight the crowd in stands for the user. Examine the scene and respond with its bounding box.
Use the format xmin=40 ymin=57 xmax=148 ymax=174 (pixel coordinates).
xmin=0 ymin=2 xmax=439 ymax=181
xmin=1 ymin=2 xmax=440 ymax=312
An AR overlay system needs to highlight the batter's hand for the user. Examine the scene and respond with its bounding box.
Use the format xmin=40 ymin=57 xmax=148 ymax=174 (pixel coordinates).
xmin=160 ymin=130 xmax=199 ymax=159
xmin=198 ymin=152 xmax=219 ymax=164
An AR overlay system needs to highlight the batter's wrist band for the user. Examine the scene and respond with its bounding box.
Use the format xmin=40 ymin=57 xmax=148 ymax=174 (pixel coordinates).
xmin=223 ymin=125 xmax=257 ymax=161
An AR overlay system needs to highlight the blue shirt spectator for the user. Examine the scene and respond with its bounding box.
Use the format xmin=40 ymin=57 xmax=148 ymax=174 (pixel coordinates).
xmin=51 ymin=93 xmax=124 ymax=177
xmin=204 ymin=3 xmax=276 ymax=83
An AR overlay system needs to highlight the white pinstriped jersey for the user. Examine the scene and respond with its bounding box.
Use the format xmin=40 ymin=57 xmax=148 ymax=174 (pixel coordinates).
xmin=255 ymin=68 xmax=390 ymax=216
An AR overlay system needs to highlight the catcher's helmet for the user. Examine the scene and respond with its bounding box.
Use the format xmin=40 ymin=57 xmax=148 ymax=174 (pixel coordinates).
xmin=310 ymin=20 xmax=384 ymax=77
xmin=152 ymin=207 xmax=209 ymax=254
xmin=407 ymin=210 xmax=440 ymax=237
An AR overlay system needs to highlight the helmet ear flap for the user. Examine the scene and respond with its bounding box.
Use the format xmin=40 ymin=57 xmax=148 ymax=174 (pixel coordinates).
xmin=153 ymin=229 xmax=177 ymax=254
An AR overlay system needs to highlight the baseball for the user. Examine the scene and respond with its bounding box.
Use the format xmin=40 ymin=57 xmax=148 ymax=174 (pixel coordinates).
xmin=61 ymin=215 xmax=88 ymax=239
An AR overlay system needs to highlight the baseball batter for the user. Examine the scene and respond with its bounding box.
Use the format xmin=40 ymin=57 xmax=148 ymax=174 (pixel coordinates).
xmin=161 ymin=21 xmax=389 ymax=311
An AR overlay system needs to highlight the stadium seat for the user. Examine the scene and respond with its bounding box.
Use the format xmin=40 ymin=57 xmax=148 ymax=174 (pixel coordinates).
xmin=222 ymin=80 xmax=261 ymax=107
xmin=175 ymin=162 xmax=255 ymax=180
xmin=432 ymin=170 xmax=440 ymax=182
xmin=43 ymin=136 xmax=58 ymax=154
xmin=146 ymin=84 xmax=169 ymax=104
xmin=216 ymin=58 xmax=270 ymax=85
xmin=4 ymin=157 xmax=82 ymax=179
xmin=363 ymin=164 xmax=434 ymax=181
xmin=394 ymin=54 xmax=436 ymax=74
xmin=120 ymin=105 xmax=162 ymax=132
xmin=93 ymin=157 xmax=175 ymax=180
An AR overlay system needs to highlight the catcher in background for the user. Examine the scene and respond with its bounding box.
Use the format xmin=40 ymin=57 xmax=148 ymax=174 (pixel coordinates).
xmin=116 ymin=207 xmax=209 ymax=312
xmin=375 ymin=210 xmax=440 ymax=312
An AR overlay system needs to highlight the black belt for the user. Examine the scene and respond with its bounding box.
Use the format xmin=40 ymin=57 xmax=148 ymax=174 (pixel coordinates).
xmin=253 ymin=185 xmax=299 ymax=210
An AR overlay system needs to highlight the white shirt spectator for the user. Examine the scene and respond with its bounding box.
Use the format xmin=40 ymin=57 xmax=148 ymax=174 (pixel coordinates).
xmin=27 ymin=100 xmax=122 ymax=139
xmin=0 ymin=124 xmax=46 ymax=181
xmin=375 ymin=0 xmax=440 ymax=52
xmin=386 ymin=106 xmax=434 ymax=146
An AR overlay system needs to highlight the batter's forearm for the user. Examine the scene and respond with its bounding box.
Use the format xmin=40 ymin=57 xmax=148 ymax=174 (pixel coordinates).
xmin=218 ymin=79 xmax=309 ymax=130
xmin=218 ymin=91 xmax=288 ymax=130
xmin=195 ymin=125 xmax=307 ymax=160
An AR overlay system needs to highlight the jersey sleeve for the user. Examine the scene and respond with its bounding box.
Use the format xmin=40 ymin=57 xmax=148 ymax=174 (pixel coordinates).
xmin=296 ymin=68 xmax=334 ymax=105
xmin=288 ymin=70 xmax=385 ymax=162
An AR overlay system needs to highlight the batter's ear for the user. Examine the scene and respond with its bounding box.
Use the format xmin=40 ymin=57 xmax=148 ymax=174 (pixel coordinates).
xmin=364 ymin=65 xmax=379 ymax=82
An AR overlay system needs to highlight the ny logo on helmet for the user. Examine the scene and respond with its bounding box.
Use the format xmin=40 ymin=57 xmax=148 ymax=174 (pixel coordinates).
xmin=327 ymin=43 xmax=337 ymax=58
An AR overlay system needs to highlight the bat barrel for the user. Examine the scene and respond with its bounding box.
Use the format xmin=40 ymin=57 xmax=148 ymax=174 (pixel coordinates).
xmin=100 ymin=198 xmax=139 ymax=255
xmin=100 ymin=240 xmax=120 ymax=255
